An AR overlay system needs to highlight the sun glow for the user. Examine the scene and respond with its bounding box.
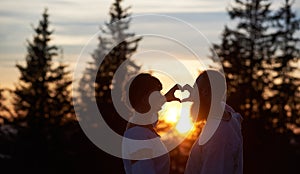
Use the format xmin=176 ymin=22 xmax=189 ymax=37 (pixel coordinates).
xmin=176 ymin=106 xmax=193 ymax=134
xmin=159 ymin=102 xmax=194 ymax=135
xmin=163 ymin=105 xmax=179 ymax=123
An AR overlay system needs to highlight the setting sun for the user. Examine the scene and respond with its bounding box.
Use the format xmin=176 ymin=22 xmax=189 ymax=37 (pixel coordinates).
xmin=159 ymin=102 xmax=194 ymax=135
xmin=163 ymin=104 xmax=179 ymax=123
xmin=176 ymin=106 xmax=193 ymax=134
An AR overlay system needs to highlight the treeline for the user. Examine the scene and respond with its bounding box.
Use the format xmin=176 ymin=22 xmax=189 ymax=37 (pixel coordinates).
xmin=211 ymin=0 xmax=300 ymax=173
xmin=0 ymin=0 xmax=299 ymax=174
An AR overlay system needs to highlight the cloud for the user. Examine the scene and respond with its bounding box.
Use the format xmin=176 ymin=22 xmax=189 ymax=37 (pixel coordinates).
xmin=126 ymin=0 xmax=230 ymax=13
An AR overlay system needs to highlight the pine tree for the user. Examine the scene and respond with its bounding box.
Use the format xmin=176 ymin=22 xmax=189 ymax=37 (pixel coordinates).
xmin=14 ymin=9 xmax=54 ymax=126
xmin=212 ymin=0 xmax=275 ymax=118
xmin=13 ymin=9 xmax=73 ymax=126
xmin=76 ymin=1 xmax=141 ymax=173
xmin=11 ymin=9 xmax=74 ymax=170
xmin=268 ymin=0 xmax=300 ymax=133
xmin=78 ymin=0 xmax=141 ymax=132
xmin=212 ymin=1 xmax=300 ymax=172
xmin=95 ymin=0 xmax=141 ymax=105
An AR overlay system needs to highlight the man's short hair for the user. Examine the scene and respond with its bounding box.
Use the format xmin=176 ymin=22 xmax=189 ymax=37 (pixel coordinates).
xmin=128 ymin=73 xmax=162 ymax=113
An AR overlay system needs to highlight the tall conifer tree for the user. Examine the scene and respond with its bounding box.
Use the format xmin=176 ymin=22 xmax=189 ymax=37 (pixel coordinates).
xmin=212 ymin=0 xmax=275 ymax=118
xmin=10 ymin=9 xmax=74 ymax=171
xmin=13 ymin=9 xmax=73 ymax=126
xmin=78 ymin=0 xmax=141 ymax=132
xmin=268 ymin=0 xmax=300 ymax=133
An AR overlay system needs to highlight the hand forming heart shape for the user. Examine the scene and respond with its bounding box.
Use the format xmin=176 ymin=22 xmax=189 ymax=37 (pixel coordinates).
xmin=181 ymin=84 xmax=194 ymax=102
xmin=164 ymin=84 xmax=194 ymax=103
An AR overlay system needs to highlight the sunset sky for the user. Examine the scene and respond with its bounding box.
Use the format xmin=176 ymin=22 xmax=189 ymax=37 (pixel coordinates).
xmin=0 ymin=0 xmax=300 ymax=90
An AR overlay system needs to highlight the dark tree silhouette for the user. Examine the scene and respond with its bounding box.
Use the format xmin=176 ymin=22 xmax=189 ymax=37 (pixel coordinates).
xmin=268 ymin=0 xmax=300 ymax=134
xmin=77 ymin=0 xmax=141 ymax=173
xmin=212 ymin=0 xmax=275 ymax=118
xmin=212 ymin=0 xmax=300 ymax=173
xmin=13 ymin=9 xmax=73 ymax=125
xmin=96 ymin=0 xmax=141 ymax=104
xmin=78 ymin=0 xmax=141 ymax=133
xmin=9 ymin=9 xmax=74 ymax=173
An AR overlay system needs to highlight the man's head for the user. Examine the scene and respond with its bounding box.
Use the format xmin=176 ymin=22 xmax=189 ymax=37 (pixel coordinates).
xmin=191 ymin=69 xmax=226 ymax=121
xmin=128 ymin=73 xmax=163 ymax=114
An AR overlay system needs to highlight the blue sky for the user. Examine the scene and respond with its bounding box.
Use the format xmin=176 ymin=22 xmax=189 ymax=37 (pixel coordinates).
xmin=0 ymin=0 xmax=299 ymax=90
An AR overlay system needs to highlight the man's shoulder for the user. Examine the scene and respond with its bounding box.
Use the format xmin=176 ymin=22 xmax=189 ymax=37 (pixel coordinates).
xmin=124 ymin=126 xmax=156 ymax=140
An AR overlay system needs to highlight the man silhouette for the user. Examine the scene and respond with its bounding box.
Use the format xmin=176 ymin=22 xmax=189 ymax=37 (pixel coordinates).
xmin=122 ymin=73 xmax=180 ymax=174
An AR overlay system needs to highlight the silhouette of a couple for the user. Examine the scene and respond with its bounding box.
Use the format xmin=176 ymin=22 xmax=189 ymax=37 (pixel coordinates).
xmin=122 ymin=69 xmax=243 ymax=174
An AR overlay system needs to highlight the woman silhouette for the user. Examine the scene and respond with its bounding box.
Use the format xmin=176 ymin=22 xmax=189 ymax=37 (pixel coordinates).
xmin=184 ymin=70 xmax=243 ymax=174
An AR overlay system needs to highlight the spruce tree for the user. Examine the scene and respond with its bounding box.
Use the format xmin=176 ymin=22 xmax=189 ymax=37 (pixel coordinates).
xmin=212 ymin=0 xmax=275 ymax=118
xmin=14 ymin=9 xmax=54 ymax=126
xmin=12 ymin=9 xmax=74 ymax=170
xmin=212 ymin=1 xmax=300 ymax=172
xmin=76 ymin=1 xmax=141 ymax=173
xmin=268 ymin=0 xmax=300 ymax=133
xmin=78 ymin=0 xmax=141 ymax=133
xmin=95 ymin=0 xmax=141 ymax=106
xmin=13 ymin=9 xmax=72 ymax=126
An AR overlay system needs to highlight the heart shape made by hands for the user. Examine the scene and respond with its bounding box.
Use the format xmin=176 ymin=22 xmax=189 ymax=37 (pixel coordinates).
xmin=181 ymin=84 xmax=194 ymax=102
xmin=165 ymin=84 xmax=194 ymax=102
xmin=174 ymin=89 xmax=191 ymax=102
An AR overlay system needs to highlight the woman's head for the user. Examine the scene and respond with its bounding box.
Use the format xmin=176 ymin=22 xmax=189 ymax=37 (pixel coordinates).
xmin=191 ymin=69 xmax=226 ymax=121
xmin=128 ymin=73 xmax=163 ymax=114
